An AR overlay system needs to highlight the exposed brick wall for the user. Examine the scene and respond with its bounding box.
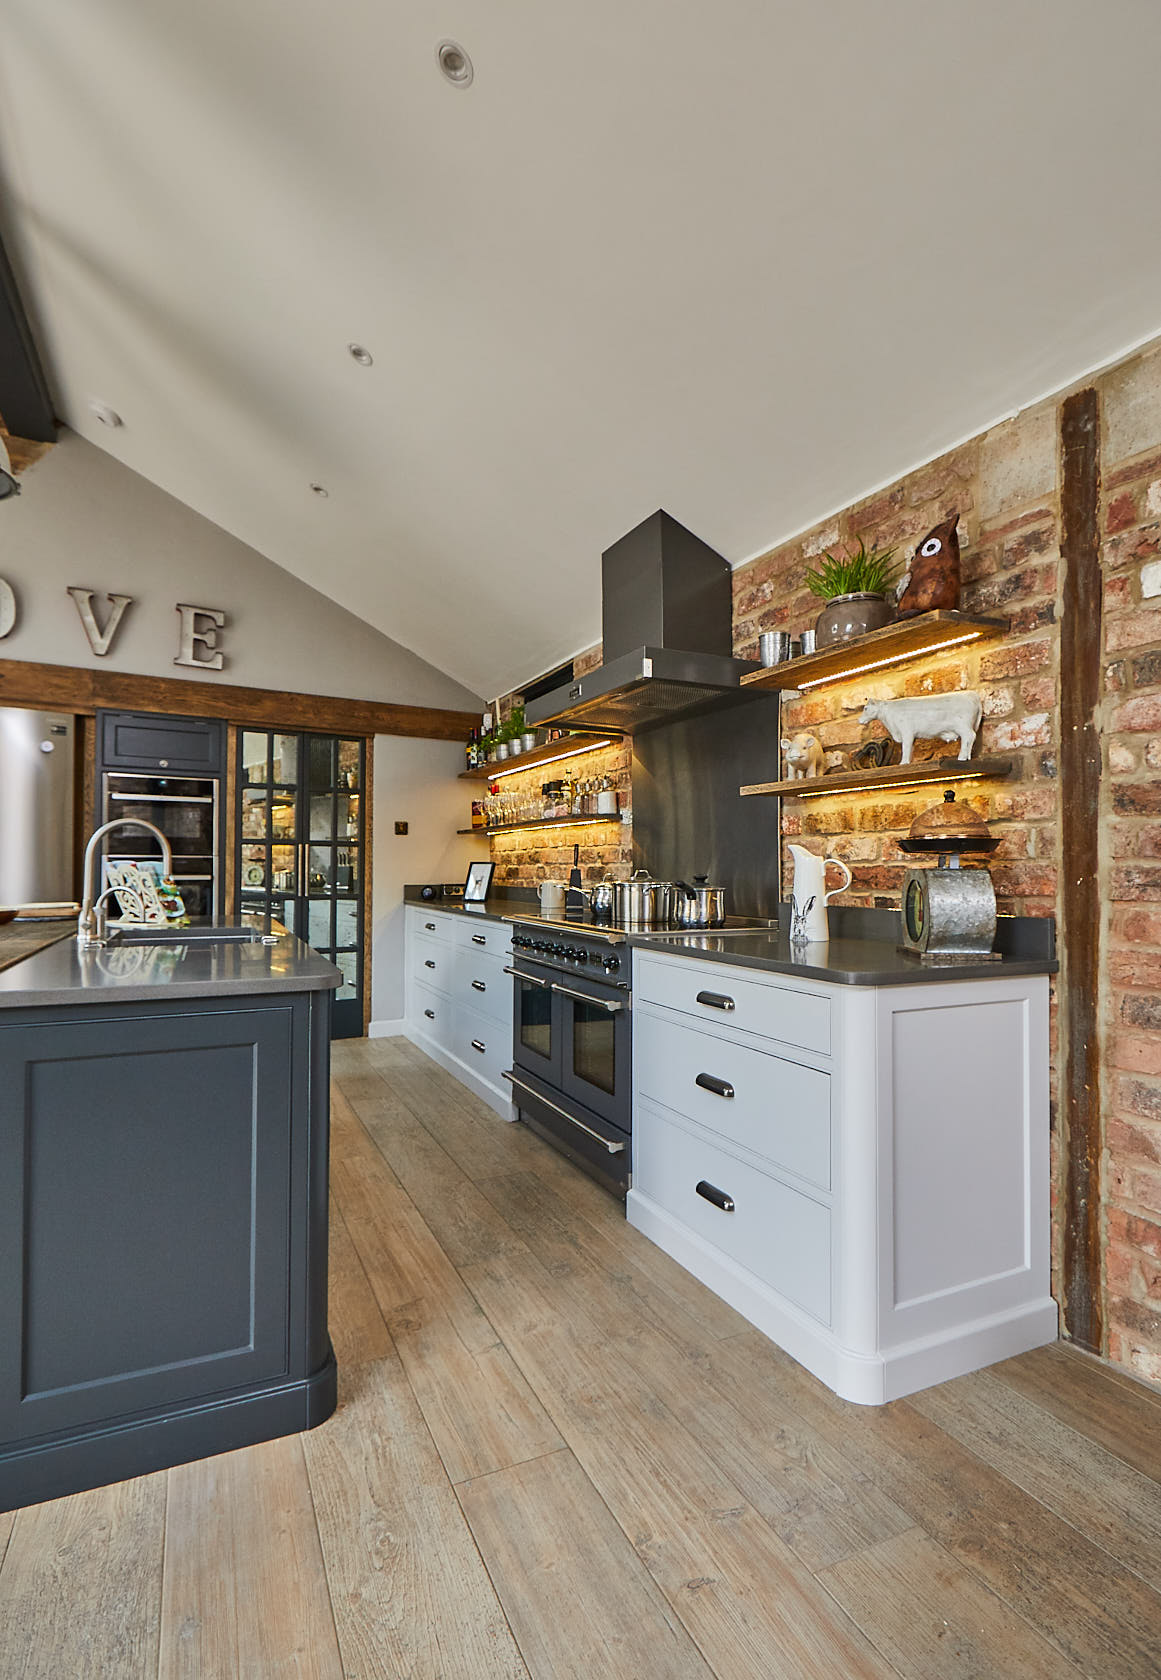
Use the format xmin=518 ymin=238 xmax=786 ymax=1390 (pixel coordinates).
xmin=736 ymin=412 xmax=1062 ymax=919
xmin=1098 ymin=344 xmax=1161 ymax=1384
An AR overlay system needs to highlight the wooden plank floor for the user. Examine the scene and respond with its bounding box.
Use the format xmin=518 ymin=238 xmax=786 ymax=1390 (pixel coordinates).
xmin=3 ymin=1036 xmax=1161 ymax=1679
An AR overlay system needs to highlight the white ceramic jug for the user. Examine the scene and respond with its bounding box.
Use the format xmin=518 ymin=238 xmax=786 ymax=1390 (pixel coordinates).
xmin=538 ymin=880 xmax=566 ymax=911
xmin=788 ymin=844 xmax=852 ymax=942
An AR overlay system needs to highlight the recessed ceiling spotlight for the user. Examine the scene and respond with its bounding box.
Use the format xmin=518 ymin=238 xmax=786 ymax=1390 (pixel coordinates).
xmin=347 ymin=343 xmax=373 ymax=366
xmin=309 ymin=483 xmax=330 ymax=498
xmin=436 ymin=39 xmax=473 ymax=87
xmin=89 ymin=400 xmax=123 ymax=428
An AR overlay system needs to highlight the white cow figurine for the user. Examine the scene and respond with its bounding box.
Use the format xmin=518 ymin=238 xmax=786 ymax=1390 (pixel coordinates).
xmin=858 ymin=692 xmax=982 ymax=764
xmin=781 ymin=731 xmax=826 ymax=780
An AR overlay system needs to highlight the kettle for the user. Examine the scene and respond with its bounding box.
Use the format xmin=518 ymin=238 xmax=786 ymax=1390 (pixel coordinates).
xmin=788 ymin=845 xmax=851 ymax=942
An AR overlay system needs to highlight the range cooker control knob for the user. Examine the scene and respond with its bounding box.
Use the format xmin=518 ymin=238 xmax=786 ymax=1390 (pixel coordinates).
xmin=573 ymin=949 xmax=588 ymax=963
xmin=603 ymin=954 xmax=621 ymax=972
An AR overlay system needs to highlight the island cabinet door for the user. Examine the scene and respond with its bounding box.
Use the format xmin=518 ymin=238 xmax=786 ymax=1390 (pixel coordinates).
xmin=0 ymin=1002 xmax=299 ymax=1446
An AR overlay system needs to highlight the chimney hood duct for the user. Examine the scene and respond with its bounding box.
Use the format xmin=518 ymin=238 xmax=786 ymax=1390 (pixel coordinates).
xmin=525 ymin=510 xmax=760 ymax=734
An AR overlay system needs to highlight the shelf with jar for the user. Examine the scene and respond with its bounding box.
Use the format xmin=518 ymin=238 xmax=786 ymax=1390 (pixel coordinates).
xmin=465 ymin=771 xmax=622 ymax=833
xmin=460 ymin=727 xmax=618 ymax=780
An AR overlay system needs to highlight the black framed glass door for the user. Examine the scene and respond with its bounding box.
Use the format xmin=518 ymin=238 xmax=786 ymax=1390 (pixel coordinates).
xmin=237 ymin=729 xmax=366 ymax=1038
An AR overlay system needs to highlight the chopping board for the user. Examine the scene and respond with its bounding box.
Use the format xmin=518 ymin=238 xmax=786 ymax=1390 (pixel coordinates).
xmin=0 ymin=922 xmax=74 ymax=974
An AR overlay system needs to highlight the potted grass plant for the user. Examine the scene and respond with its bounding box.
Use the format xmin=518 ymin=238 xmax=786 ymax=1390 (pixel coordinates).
xmin=806 ymin=536 xmax=899 ymax=648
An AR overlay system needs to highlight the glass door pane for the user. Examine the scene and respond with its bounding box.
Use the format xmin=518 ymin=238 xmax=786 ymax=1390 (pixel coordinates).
xmin=235 ymin=730 xmax=365 ymax=1037
xmin=237 ymin=730 xmax=300 ymax=935
xmin=304 ymin=735 xmax=364 ymax=1035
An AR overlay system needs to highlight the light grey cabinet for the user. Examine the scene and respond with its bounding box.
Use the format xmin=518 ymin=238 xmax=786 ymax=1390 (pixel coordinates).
xmin=630 ymin=948 xmax=1057 ymax=1404
xmin=404 ymin=906 xmax=514 ymax=1117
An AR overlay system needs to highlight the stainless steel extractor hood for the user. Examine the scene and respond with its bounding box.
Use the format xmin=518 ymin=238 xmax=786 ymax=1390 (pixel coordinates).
xmin=525 ymin=510 xmax=760 ymax=733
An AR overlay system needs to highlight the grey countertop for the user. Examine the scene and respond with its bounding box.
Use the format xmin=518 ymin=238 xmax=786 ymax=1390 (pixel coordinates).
xmin=0 ymin=921 xmax=341 ymax=1011
xmin=630 ymin=928 xmax=1057 ymax=986
xmin=405 ymin=892 xmax=1057 ymax=987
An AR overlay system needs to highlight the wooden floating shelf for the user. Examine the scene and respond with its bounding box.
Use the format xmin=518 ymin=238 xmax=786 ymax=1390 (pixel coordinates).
xmin=459 ymin=732 xmax=618 ymax=781
xmin=740 ymin=757 xmax=1016 ymax=800
xmin=740 ymin=611 xmax=1009 ymax=694
xmin=457 ymin=813 xmax=625 ymax=836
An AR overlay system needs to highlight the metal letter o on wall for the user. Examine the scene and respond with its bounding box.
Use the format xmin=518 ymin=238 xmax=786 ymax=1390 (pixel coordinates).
xmin=0 ymin=577 xmax=16 ymax=639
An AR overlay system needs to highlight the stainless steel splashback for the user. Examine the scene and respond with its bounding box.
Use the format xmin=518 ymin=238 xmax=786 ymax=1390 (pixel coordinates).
xmin=631 ymin=691 xmax=783 ymax=919
xmin=0 ymin=708 xmax=76 ymax=905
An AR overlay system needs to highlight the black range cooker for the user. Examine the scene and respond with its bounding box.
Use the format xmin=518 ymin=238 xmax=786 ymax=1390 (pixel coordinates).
xmin=503 ymin=920 xmax=632 ymax=1197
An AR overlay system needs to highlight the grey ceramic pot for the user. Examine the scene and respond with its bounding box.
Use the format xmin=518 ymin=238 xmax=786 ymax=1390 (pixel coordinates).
xmin=814 ymin=592 xmax=893 ymax=648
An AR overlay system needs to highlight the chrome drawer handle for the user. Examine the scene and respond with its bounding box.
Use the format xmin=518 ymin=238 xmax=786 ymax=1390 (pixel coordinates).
xmin=472 ymin=934 xmax=487 ymax=945
xmin=502 ymin=1071 xmax=626 ymax=1154
xmin=503 ymin=965 xmax=550 ymax=987
xmin=471 ymin=1038 xmax=486 ymax=1053
xmin=425 ymin=921 xmax=436 ymax=930
xmin=696 ymin=1072 xmax=735 ymax=1099
xmin=696 ymin=1180 xmax=735 ymax=1212
xmin=425 ymin=959 xmax=436 ymax=969
xmin=424 ymin=1008 xmax=435 ymax=1020
xmin=696 ymin=990 xmax=735 ymax=1011
xmin=472 ymin=979 xmax=486 ymax=992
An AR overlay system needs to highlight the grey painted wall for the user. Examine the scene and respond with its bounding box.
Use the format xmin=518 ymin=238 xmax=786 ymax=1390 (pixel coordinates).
xmin=370 ymin=736 xmax=489 ymax=1030
xmin=0 ymin=431 xmax=481 ymax=710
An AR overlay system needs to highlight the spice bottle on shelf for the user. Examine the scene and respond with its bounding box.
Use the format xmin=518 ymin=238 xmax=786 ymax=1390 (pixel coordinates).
xmin=597 ymin=776 xmax=618 ymax=815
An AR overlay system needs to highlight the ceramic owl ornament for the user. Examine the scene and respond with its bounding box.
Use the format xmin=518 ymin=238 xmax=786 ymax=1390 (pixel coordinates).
xmin=894 ymin=515 xmax=961 ymax=618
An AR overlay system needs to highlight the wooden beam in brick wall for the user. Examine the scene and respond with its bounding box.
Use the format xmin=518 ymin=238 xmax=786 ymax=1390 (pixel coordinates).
xmin=1060 ymin=386 xmax=1103 ymax=1353
xmin=0 ymin=657 xmax=476 ymax=742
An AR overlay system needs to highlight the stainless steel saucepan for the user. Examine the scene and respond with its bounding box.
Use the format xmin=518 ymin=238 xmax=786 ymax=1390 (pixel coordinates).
xmin=673 ymin=875 xmax=727 ymax=929
xmin=612 ymin=869 xmax=676 ymax=927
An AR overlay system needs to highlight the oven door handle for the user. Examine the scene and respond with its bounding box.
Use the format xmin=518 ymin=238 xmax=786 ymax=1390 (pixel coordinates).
xmin=503 ymin=965 xmax=551 ymax=987
xmin=502 ymin=1071 xmax=626 ymax=1154
xmin=549 ymin=981 xmax=626 ymax=1012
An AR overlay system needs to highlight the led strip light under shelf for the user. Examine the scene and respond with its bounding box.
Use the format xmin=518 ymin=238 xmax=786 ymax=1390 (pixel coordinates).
xmin=791 ymin=631 xmax=986 ymax=692
xmin=484 ymin=739 xmax=616 ymax=779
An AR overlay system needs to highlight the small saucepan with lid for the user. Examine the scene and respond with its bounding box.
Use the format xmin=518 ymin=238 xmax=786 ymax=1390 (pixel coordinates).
xmin=673 ymin=875 xmax=726 ymax=929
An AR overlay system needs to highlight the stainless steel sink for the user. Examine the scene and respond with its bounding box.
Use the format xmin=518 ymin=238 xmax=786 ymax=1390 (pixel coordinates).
xmin=110 ymin=926 xmax=280 ymax=946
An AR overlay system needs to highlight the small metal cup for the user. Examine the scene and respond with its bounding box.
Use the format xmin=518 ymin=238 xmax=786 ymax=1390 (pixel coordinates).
xmin=799 ymin=629 xmax=817 ymax=656
xmin=759 ymin=631 xmax=793 ymax=666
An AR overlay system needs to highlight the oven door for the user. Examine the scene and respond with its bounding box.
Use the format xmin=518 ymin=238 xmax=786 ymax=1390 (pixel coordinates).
xmin=555 ymin=974 xmax=631 ymax=1130
xmin=509 ymin=960 xmax=560 ymax=1088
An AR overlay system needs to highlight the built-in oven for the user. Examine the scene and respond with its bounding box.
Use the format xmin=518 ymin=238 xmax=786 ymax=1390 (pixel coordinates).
xmin=505 ymin=927 xmax=632 ymax=1196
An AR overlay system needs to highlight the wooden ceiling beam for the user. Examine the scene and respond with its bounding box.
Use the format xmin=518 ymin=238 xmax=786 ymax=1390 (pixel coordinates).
xmin=0 ymin=657 xmax=476 ymax=741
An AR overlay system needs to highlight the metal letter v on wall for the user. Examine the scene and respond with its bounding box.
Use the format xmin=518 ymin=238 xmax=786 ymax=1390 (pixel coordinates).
xmin=67 ymin=586 xmax=134 ymax=656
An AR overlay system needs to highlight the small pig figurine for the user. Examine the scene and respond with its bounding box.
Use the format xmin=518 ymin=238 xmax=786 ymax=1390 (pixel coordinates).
xmin=781 ymin=731 xmax=825 ymax=780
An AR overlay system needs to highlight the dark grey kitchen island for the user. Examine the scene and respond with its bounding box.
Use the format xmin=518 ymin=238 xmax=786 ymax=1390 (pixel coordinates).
xmin=0 ymin=922 xmax=339 ymax=1511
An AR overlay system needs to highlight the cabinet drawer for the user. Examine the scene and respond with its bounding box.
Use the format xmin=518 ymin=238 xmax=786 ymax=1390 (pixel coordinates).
xmin=636 ymin=1011 xmax=830 ymax=1191
xmin=411 ymin=935 xmax=452 ymax=994
xmin=409 ymin=909 xmax=453 ymax=944
xmin=450 ymin=947 xmax=512 ymax=1027
xmin=412 ymin=981 xmax=454 ymax=1049
xmin=635 ymin=954 xmax=830 ymax=1057
xmin=635 ymin=1103 xmax=831 ymax=1325
xmin=451 ymin=917 xmax=511 ymax=957
xmin=452 ymin=1001 xmax=510 ymax=1092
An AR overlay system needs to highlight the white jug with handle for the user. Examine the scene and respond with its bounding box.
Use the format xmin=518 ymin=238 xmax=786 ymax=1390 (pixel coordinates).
xmin=788 ymin=845 xmax=852 ymax=942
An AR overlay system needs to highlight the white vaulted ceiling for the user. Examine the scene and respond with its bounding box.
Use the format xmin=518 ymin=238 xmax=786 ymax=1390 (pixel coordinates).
xmin=2 ymin=1 xmax=1161 ymax=698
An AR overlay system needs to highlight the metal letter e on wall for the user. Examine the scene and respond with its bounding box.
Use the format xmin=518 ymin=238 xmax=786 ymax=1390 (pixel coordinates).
xmin=175 ymin=603 xmax=226 ymax=671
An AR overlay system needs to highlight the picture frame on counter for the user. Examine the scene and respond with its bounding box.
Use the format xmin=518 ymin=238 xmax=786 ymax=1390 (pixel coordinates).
xmin=463 ymin=860 xmax=495 ymax=903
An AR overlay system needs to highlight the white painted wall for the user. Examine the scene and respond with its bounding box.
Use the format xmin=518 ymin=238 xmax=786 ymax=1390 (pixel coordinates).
xmin=369 ymin=736 xmax=489 ymax=1033
xmin=0 ymin=431 xmax=481 ymax=710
